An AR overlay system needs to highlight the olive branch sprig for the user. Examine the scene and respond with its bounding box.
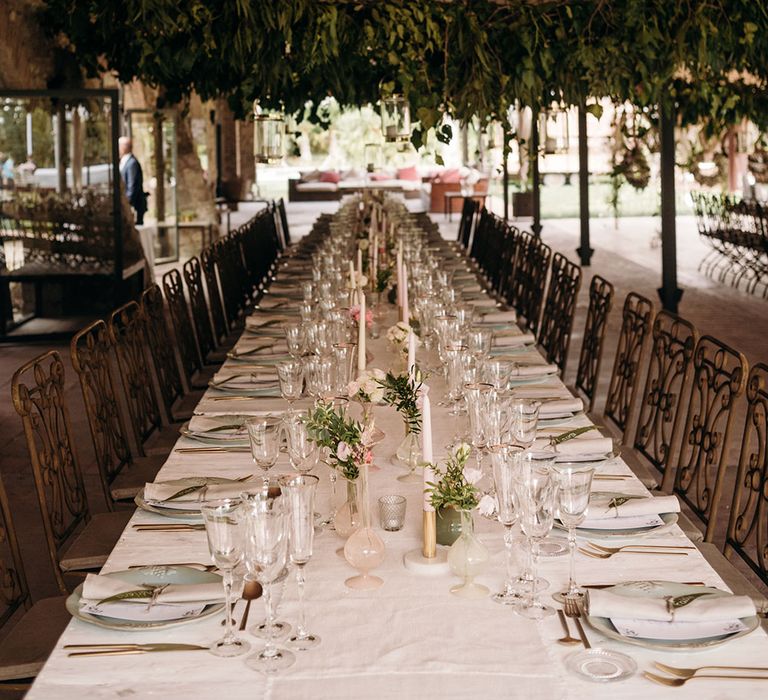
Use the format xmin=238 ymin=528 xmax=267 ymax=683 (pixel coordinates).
xmin=376 ymin=369 xmax=423 ymax=435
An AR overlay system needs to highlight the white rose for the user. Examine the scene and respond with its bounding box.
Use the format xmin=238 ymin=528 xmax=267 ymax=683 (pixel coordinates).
xmin=478 ymin=494 xmax=497 ymax=517
xmin=369 ymin=387 xmax=385 ymax=404
xmin=463 ymin=465 xmax=483 ymax=485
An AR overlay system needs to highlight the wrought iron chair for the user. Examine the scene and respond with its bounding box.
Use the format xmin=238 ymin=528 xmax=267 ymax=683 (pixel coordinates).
xmin=71 ymin=320 xmax=164 ymax=504
xmin=537 ymin=252 xmax=582 ymax=374
xmin=457 ymin=197 xmax=479 ymax=251
xmin=182 ymin=256 xmax=229 ymax=365
xmin=671 ymin=335 xmax=748 ymax=541
xmin=200 ymin=244 xmax=232 ymax=344
xmin=510 ymin=233 xmax=551 ymax=336
xmin=628 ymin=311 xmax=698 ymax=489
xmin=573 ymin=275 xmax=614 ymax=412
xmin=108 ymin=301 xmax=176 ymax=456
xmin=163 ymin=268 xmax=205 ymax=383
xmin=715 ymin=362 xmax=768 ymax=609
xmin=603 ymin=291 xmax=655 ymax=442
xmin=0 ymin=471 xmax=69 ymax=688
xmin=11 ymin=351 xmax=132 ymax=595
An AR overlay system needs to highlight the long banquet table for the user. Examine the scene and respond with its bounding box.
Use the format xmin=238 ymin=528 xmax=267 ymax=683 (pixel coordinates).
xmin=27 ymin=228 xmax=768 ymax=700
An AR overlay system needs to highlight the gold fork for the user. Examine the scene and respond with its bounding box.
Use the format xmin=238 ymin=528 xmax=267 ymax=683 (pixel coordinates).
xmin=563 ymin=597 xmax=591 ymax=649
xmin=587 ymin=542 xmax=695 ymax=555
xmin=654 ymin=661 xmax=768 ymax=679
xmin=644 ymin=671 xmax=768 ymax=687
xmin=579 ymin=546 xmax=690 ymax=560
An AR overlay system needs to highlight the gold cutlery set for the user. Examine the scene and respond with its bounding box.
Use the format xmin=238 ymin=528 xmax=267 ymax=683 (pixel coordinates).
xmin=578 ymin=541 xmax=694 ymax=559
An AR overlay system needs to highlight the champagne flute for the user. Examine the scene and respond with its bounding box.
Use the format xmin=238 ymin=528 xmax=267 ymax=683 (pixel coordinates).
xmin=490 ymin=444 xmax=521 ymax=606
xmin=245 ymin=417 xmax=282 ymax=494
xmin=242 ymin=494 xmax=295 ymax=673
xmin=279 ymin=474 xmax=321 ymax=650
xmin=514 ymin=454 xmax=556 ymax=619
xmin=551 ymin=462 xmax=595 ymax=604
xmin=200 ymin=498 xmax=250 ymax=657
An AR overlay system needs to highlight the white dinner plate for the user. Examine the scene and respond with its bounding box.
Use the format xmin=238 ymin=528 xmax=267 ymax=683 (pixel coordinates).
xmin=585 ymin=580 xmax=760 ymax=650
xmin=66 ymin=566 xmax=224 ymax=631
xmin=134 ymin=476 xmax=242 ymax=520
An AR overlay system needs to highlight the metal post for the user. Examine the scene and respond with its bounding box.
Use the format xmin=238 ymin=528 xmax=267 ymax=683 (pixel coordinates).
xmin=531 ymin=108 xmax=542 ymax=236
xmin=658 ymin=103 xmax=683 ymax=312
xmin=110 ymin=90 xmax=123 ymax=294
xmin=576 ymin=104 xmax=593 ymax=265
xmin=502 ymin=129 xmax=509 ymax=221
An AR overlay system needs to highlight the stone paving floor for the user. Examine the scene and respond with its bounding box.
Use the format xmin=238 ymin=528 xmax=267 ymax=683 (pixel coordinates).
xmin=0 ymin=202 xmax=765 ymax=608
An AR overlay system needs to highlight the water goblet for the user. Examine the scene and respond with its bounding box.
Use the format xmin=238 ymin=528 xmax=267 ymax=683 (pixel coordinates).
xmin=279 ymin=474 xmax=321 ymax=650
xmin=284 ymin=414 xmax=320 ymax=474
xmin=242 ymin=495 xmax=295 ymax=672
xmin=284 ymin=323 xmax=304 ymax=359
xmin=514 ymin=454 xmax=556 ymax=619
xmin=551 ymin=462 xmax=595 ymax=604
xmin=277 ymin=360 xmax=303 ymax=414
xmin=200 ymin=498 xmax=250 ymax=657
xmin=508 ymin=398 xmax=540 ymax=448
xmin=466 ymin=328 xmax=493 ymax=360
xmin=332 ymin=342 xmax=357 ymax=394
xmin=482 ymin=359 xmax=513 ymax=391
xmin=245 ymin=417 xmax=282 ymax=493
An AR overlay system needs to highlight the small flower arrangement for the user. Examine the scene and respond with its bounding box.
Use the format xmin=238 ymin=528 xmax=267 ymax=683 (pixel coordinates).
xmin=376 ymin=370 xmax=423 ymax=435
xmin=349 ymin=304 xmax=374 ymax=329
xmin=427 ymin=443 xmax=491 ymax=512
xmin=375 ymin=267 xmax=393 ymax=294
xmin=347 ymin=368 xmax=387 ymax=404
xmin=304 ymin=401 xmax=373 ymax=481
xmin=386 ymin=321 xmax=413 ymax=349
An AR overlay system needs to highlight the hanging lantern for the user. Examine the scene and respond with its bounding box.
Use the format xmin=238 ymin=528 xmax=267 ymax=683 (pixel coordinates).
xmin=254 ymin=109 xmax=285 ymax=164
xmin=380 ymin=94 xmax=411 ymax=143
xmin=540 ymin=108 xmax=570 ymax=154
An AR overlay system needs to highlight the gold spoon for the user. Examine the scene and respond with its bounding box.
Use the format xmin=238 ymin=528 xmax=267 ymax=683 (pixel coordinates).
xmin=238 ymin=580 xmax=263 ymax=631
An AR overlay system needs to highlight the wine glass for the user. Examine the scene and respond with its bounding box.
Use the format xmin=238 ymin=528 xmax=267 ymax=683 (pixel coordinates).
xmin=242 ymin=494 xmax=295 ymax=673
xmin=245 ymin=417 xmax=282 ymax=494
xmin=489 ymin=444 xmax=521 ymax=605
xmin=551 ymin=462 xmax=595 ymax=604
xmin=444 ymin=344 xmax=470 ymax=415
xmin=284 ymin=414 xmax=320 ymax=474
xmin=284 ymin=323 xmax=304 ymax=359
xmin=277 ymin=360 xmax=303 ymax=414
xmin=466 ymin=328 xmax=492 ymax=360
xmin=514 ymin=454 xmax=556 ymax=619
xmin=508 ymin=398 xmax=540 ymax=448
xmin=200 ymin=498 xmax=250 ymax=657
xmin=332 ymin=342 xmax=357 ymax=395
xmin=279 ymin=474 xmax=321 ymax=650
xmin=482 ymin=359 xmax=513 ymax=391
xmin=465 ymin=382 xmax=495 ymax=473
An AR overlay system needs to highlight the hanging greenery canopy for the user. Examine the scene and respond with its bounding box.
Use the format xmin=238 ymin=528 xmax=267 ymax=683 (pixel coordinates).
xmin=41 ymin=0 xmax=768 ymax=142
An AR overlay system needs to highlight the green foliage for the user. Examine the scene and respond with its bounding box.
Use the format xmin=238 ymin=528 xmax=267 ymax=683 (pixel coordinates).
xmin=304 ymin=400 xmax=366 ymax=481
xmin=375 ymin=267 xmax=393 ymax=294
xmin=39 ymin=0 xmax=768 ymax=142
xmin=427 ymin=443 xmax=479 ymax=512
xmin=376 ymin=370 xmax=422 ymax=435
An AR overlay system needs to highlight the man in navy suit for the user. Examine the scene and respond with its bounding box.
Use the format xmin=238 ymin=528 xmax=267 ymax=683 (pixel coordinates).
xmin=119 ymin=137 xmax=148 ymax=225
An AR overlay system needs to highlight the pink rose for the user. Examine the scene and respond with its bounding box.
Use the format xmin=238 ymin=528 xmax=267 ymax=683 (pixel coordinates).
xmin=364 ymin=449 xmax=373 ymax=464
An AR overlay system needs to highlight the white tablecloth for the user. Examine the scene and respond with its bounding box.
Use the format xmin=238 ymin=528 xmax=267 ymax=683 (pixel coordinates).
xmin=28 ymin=292 xmax=768 ymax=700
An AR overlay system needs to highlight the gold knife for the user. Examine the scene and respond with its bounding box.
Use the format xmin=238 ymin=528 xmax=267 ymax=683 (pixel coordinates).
xmin=66 ymin=643 xmax=208 ymax=657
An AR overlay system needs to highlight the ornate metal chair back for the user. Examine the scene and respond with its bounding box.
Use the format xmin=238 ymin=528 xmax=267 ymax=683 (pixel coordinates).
xmin=672 ymin=335 xmax=748 ymax=540
xmin=574 ymin=275 xmax=614 ymax=412
xmin=162 ymin=268 xmax=202 ymax=381
xmin=603 ymin=291 xmax=655 ymax=439
xmin=183 ymin=256 xmax=216 ymax=361
xmin=0 ymin=472 xmax=32 ymax=627
xmin=11 ymin=350 xmax=89 ymax=594
xmin=140 ymin=284 xmax=184 ymax=414
xmin=108 ymin=301 xmax=163 ymax=450
xmin=201 ymin=244 xmax=229 ymax=342
xmin=511 ymin=234 xmax=551 ymax=335
xmin=725 ymin=363 xmax=768 ymax=585
xmin=538 ymin=252 xmax=582 ymax=374
xmin=71 ymin=320 xmax=133 ymax=508
xmin=631 ymin=311 xmax=697 ymax=482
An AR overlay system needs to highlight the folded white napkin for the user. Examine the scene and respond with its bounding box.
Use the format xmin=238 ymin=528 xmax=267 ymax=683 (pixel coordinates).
xmin=258 ymin=297 xmax=297 ymax=310
xmin=480 ymin=311 xmax=517 ymax=324
xmin=188 ymin=414 xmax=272 ymax=435
xmin=531 ymin=436 xmax=614 ymax=458
xmin=211 ymin=368 xmax=276 ymax=384
xmin=232 ymin=338 xmax=288 ymax=356
xmin=587 ymin=587 xmax=755 ymax=622
xmin=510 ymin=363 xmax=558 ymax=377
xmin=586 ymin=493 xmax=680 ymax=520
xmin=470 ymin=298 xmax=497 ymax=308
xmin=493 ymin=333 xmax=536 ymax=347
xmin=144 ymin=481 xmax=248 ymax=503
xmin=82 ymin=573 xmax=223 ymax=604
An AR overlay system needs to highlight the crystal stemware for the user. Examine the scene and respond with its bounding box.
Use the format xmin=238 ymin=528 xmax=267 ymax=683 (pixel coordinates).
xmin=279 ymin=474 xmax=321 ymax=650
xmin=242 ymin=494 xmax=295 ymax=673
xmin=245 ymin=417 xmax=282 ymax=493
xmin=277 ymin=359 xmax=303 ymax=414
xmin=284 ymin=414 xmax=320 ymax=474
xmin=284 ymin=323 xmax=305 ymax=359
xmin=489 ymin=444 xmax=521 ymax=605
xmin=466 ymin=328 xmax=493 ymax=360
xmin=514 ymin=454 xmax=556 ymax=619
xmin=551 ymin=462 xmax=595 ymax=604
xmin=465 ymin=382 xmax=495 ymax=473
xmin=200 ymin=498 xmax=250 ymax=657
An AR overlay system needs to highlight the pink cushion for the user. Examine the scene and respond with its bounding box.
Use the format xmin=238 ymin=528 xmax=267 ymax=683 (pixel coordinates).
xmin=435 ymin=168 xmax=461 ymax=184
xmin=396 ymin=165 xmax=420 ymax=182
xmin=319 ymin=170 xmax=341 ymax=184
xmin=370 ymin=172 xmax=392 ymax=181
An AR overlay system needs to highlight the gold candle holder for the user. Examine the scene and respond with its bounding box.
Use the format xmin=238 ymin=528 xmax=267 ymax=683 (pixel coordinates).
xmin=422 ymin=510 xmax=436 ymax=559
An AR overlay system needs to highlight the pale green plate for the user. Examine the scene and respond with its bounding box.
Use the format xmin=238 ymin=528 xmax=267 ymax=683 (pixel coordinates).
xmin=134 ymin=476 xmax=241 ymax=520
xmin=66 ymin=566 xmax=224 ymax=631
xmin=586 ymin=580 xmax=760 ymax=650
